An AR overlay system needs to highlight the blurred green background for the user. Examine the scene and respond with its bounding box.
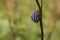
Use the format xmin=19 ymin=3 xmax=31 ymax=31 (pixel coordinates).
xmin=0 ymin=0 xmax=60 ymax=40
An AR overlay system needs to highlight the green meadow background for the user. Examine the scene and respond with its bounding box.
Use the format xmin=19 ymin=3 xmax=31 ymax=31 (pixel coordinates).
xmin=0 ymin=0 xmax=60 ymax=40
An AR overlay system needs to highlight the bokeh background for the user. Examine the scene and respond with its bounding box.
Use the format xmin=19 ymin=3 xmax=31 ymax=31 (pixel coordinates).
xmin=0 ymin=0 xmax=60 ymax=40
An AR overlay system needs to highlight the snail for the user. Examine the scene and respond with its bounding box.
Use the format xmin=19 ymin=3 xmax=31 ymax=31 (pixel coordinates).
xmin=31 ymin=10 xmax=41 ymax=23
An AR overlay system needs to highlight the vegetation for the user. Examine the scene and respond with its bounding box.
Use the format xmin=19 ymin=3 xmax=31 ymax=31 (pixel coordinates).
xmin=0 ymin=0 xmax=60 ymax=40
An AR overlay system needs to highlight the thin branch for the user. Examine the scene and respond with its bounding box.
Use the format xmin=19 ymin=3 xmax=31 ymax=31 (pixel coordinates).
xmin=35 ymin=0 xmax=44 ymax=40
